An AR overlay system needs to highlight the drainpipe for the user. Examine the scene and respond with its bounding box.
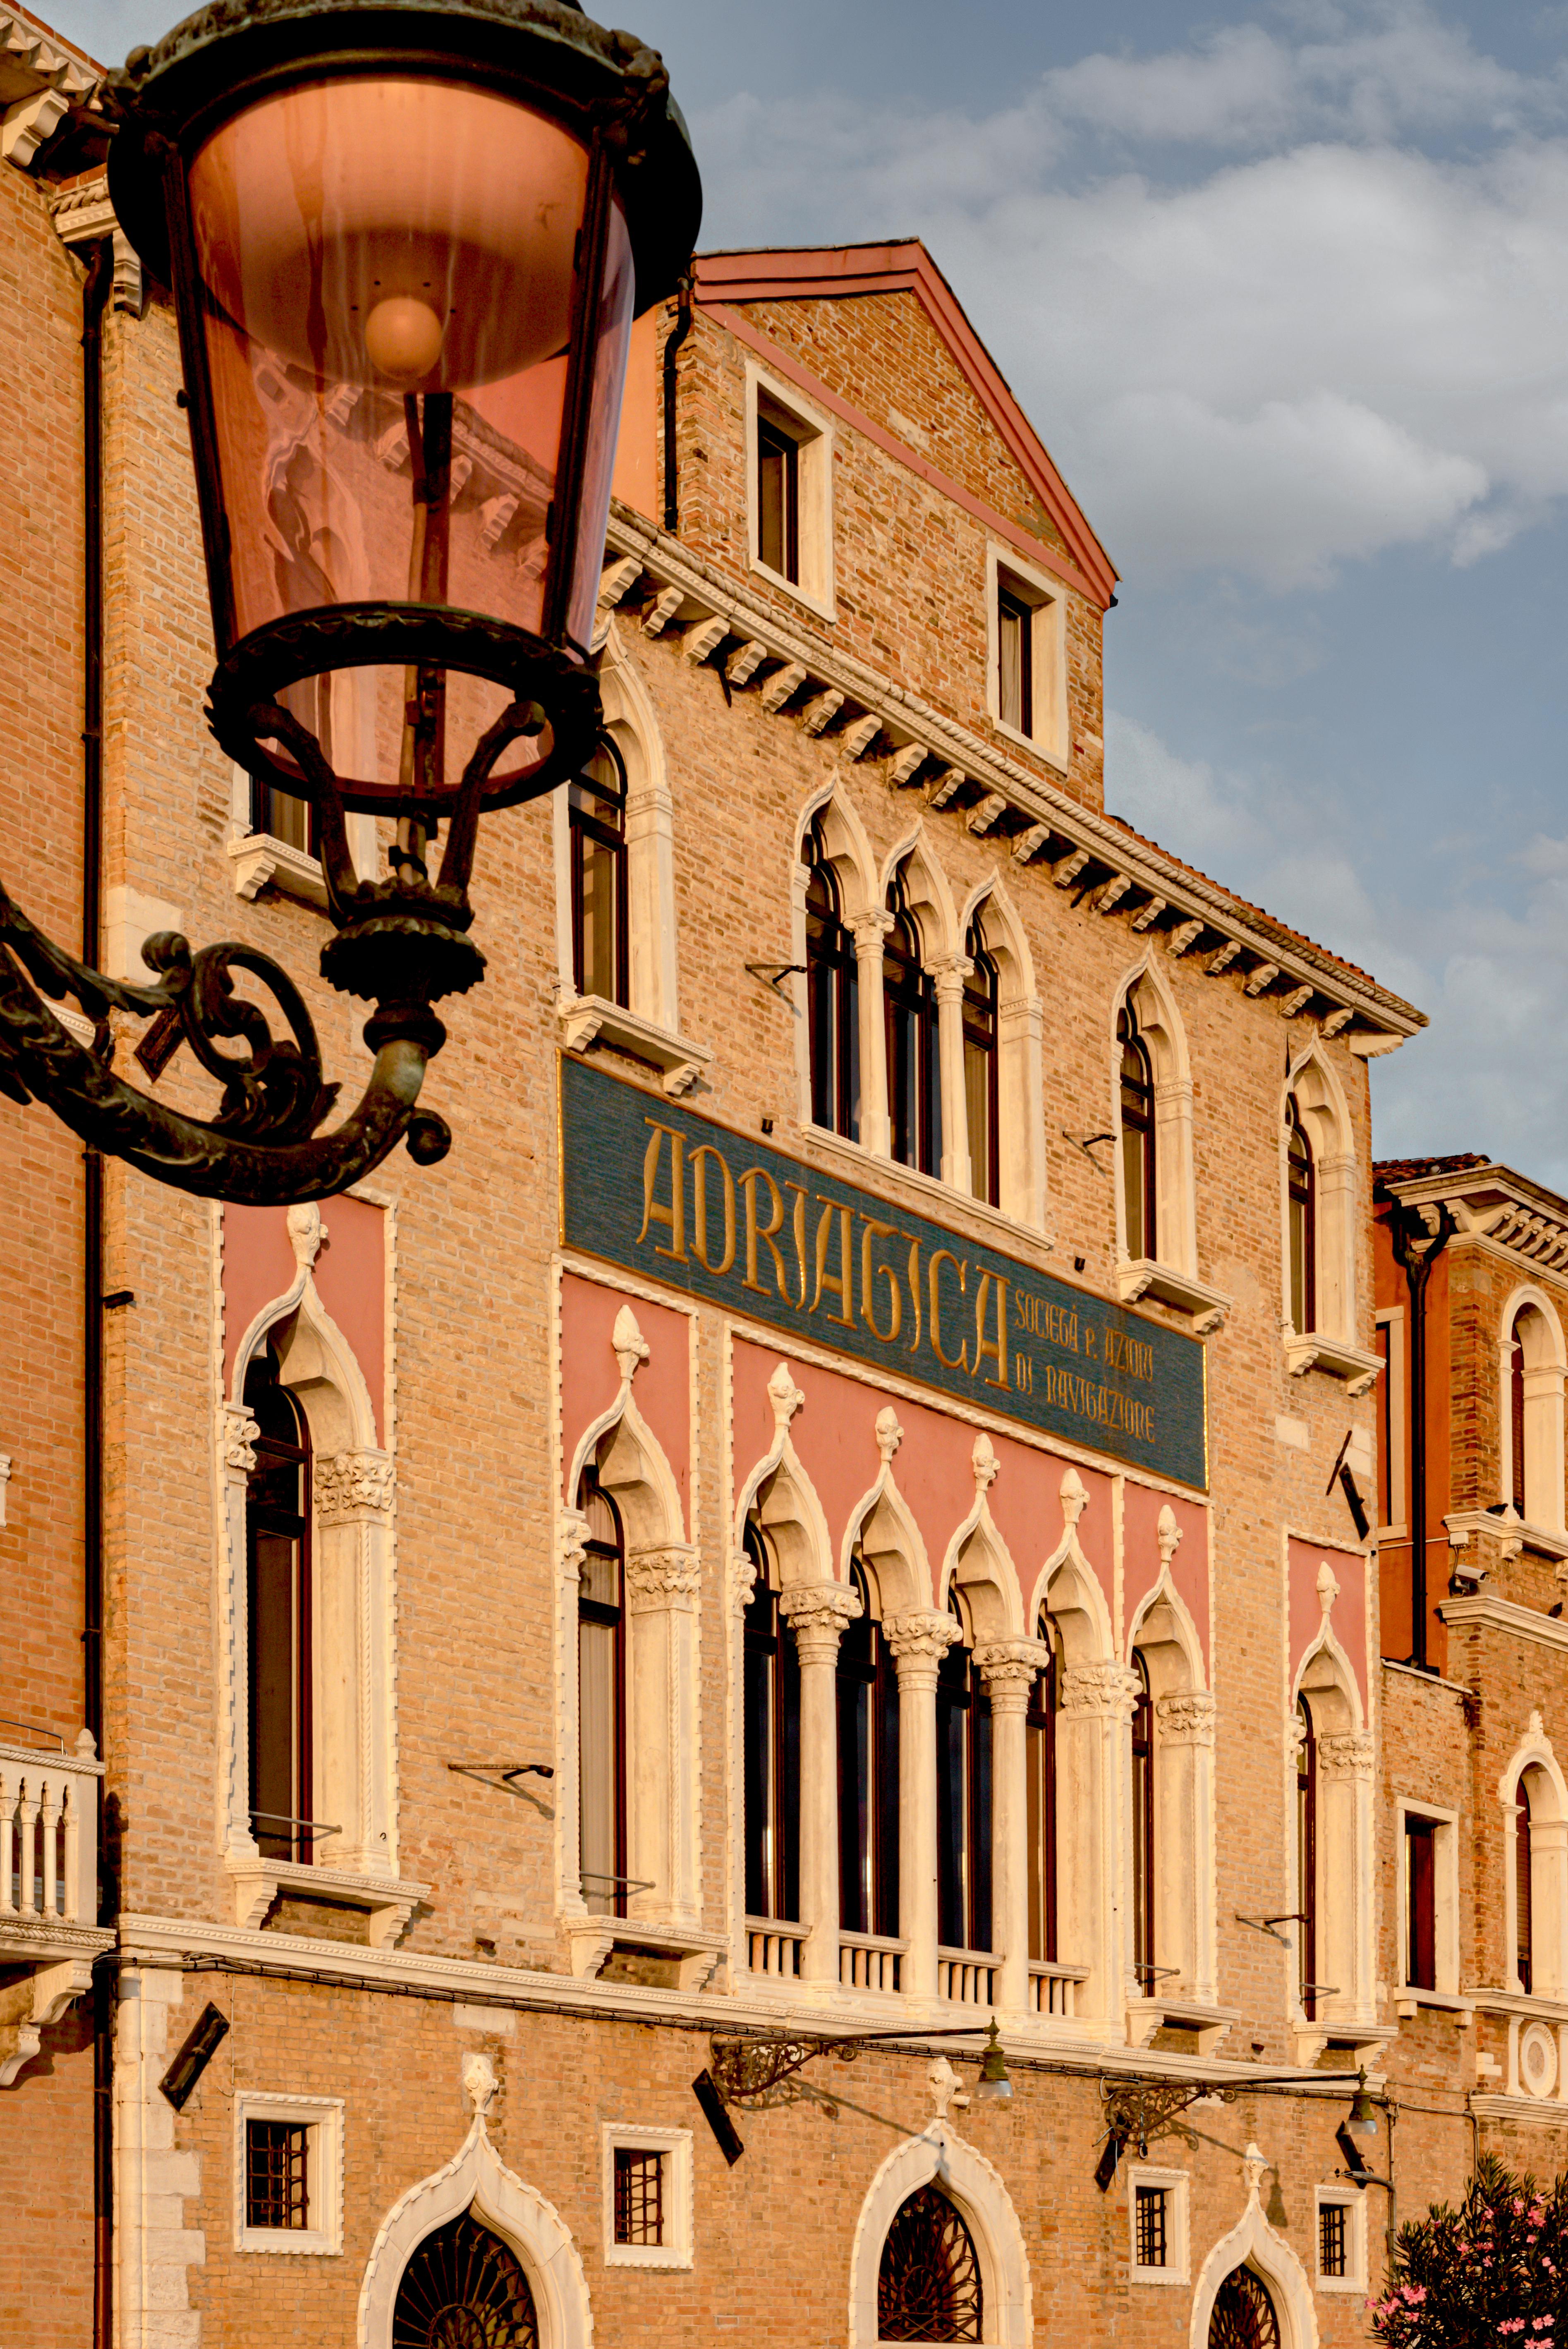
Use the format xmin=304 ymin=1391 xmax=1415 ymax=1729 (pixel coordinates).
xmin=80 ymin=232 xmax=113 ymax=2349
xmin=661 ymin=275 xmax=693 ymax=536
xmin=1386 ymin=1195 xmax=1456 ymax=1671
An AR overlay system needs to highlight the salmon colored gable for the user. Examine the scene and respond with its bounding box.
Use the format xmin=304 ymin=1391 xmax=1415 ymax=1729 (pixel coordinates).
xmin=694 ymin=241 xmax=1118 ymax=610
xmin=223 ymin=1196 xmax=388 ymax=1442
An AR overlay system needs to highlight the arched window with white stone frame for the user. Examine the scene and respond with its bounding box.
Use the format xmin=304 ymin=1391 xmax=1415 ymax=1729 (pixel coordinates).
xmin=957 ymin=879 xmax=1046 ymax=1231
xmin=848 ymin=2118 xmax=1032 ymax=2349
xmin=1126 ymin=1571 xmax=1216 ymax=2015
xmin=1498 ymin=1286 xmax=1568 ymax=1543
xmin=790 ymin=783 xmax=884 ymax=1148
xmin=1279 ymin=1049 xmax=1374 ymax=1386
xmin=1499 ymin=1724 xmax=1568 ymax=2006
xmin=1110 ymin=960 xmax=1224 ymax=1326
xmin=881 ymin=832 xmax=958 ymax=1185
xmin=1289 ymin=1633 xmax=1376 ymax=2056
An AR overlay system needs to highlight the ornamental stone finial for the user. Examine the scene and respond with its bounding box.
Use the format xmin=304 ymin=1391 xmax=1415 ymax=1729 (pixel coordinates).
xmin=462 ymin=2051 xmax=499 ymax=2116
xmin=1316 ymin=1559 xmax=1340 ymax=1618
xmin=1156 ymin=1504 xmax=1182 ymax=1567
xmin=768 ymin=1360 xmax=805 ymax=1433
xmin=286 ymin=1201 xmax=325 ymax=1269
xmin=1242 ymin=2141 xmax=1268 ymax=2206
xmin=927 ymin=2054 xmax=969 ymax=2119
xmin=876 ymin=1406 xmax=904 ymax=1465
xmin=1060 ymin=1466 xmax=1088 ymax=1531
xmin=972 ymin=1432 xmax=999 ymax=1495
xmin=612 ymin=1304 xmax=650 ymax=1384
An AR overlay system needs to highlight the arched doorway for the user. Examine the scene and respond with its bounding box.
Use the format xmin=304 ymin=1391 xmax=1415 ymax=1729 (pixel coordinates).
xmin=1207 ymin=2265 xmax=1281 ymax=2349
xmin=877 ymin=2184 xmax=983 ymax=2343
xmin=391 ymin=2209 xmax=539 ymax=2349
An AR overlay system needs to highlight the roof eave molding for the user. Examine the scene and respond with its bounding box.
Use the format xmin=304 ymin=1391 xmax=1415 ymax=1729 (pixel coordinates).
xmin=1380 ymin=1163 xmax=1568 ymax=1270
xmin=1 ymin=9 xmax=101 ymax=173
xmin=693 ymin=240 xmax=1118 ymax=610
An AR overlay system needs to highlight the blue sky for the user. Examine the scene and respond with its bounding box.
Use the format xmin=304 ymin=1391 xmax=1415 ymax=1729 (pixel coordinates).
xmin=39 ymin=0 xmax=1568 ymax=1183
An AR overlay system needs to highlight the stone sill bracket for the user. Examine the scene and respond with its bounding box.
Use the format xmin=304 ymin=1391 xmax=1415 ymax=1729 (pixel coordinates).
xmin=565 ymin=1913 xmax=728 ymax=1992
xmin=226 ymin=1852 xmax=430 ymax=1947
xmin=558 ymin=991 xmax=711 ymax=1098
xmin=1117 ymin=1257 xmax=1231 ymax=1335
xmin=1283 ymin=1331 xmax=1383 ymax=1397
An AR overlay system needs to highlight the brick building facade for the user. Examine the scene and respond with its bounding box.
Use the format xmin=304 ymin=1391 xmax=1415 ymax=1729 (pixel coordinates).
xmin=2 ymin=13 xmax=1534 ymax=2342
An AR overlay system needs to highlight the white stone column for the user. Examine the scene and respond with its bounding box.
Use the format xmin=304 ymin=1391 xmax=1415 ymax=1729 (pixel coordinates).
xmin=1318 ymin=1148 xmax=1358 ymax=1337
xmin=975 ymin=1638 xmax=1050 ymax=2015
xmin=312 ymin=1446 xmax=396 ymax=1876
xmin=218 ymin=1402 xmax=260 ymax=1863
xmin=1056 ymin=1659 xmax=1139 ymax=2025
xmin=115 ymin=1965 xmax=206 ymax=2349
xmin=1154 ymin=1689 xmax=1217 ymax=2002
xmin=850 ymin=908 xmax=894 ymax=1157
xmin=625 ymin=1543 xmax=702 ymax=1924
xmin=780 ymin=1582 xmax=864 ymax=1984
xmin=1317 ymin=1729 xmax=1377 ymax=2025
xmin=931 ymin=953 xmax=974 ymax=1196
xmin=997 ymin=992 xmax=1046 ymax=1229
xmin=885 ymin=1609 xmax=961 ymax=2001
xmin=555 ymin=1509 xmax=591 ymax=1916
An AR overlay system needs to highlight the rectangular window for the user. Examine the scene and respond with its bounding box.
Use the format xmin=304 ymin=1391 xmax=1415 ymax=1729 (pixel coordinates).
xmin=990 ymin=553 xmax=1065 ymax=762
xmin=1135 ymin=2186 xmax=1168 ymax=2269
xmin=1405 ymin=1815 xmax=1437 ymax=1990
xmin=246 ymin=2118 xmax=310 ymax=2232
xmin=756 ymin=415 xmax=800 ymax=584
xmin=996 ymin=582 xmax=1033 ymax=738
xmin=749 ymin=371 xmax=832 ymax=613
xmin=1319 ymin=2201 xmax=1347 ymax=2279
xmin=613 ymin=2147 xmax=664 ymax=2246
xmin=250 ymin=776 xmax=316 ymax=855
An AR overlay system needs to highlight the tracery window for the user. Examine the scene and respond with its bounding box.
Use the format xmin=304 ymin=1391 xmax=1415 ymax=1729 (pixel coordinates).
xmin=1296 ymin=1693 xmax=1317 ymax=2019
xmin=1208 ymin=2266 xmax=1280 ymax=2349
xmin=804 ymin=818 xmax=859 ymax=1142
xmin=1118 ymin=1002 xmax=1156 ymax=1260
xmin=1130 ymin=1650 xmax=1156 ymax=1987
xmin=569 ymin=738 xmax=629 ymax=1007
xmin=962 ymin=917 xmax=1000 ymax=1208
xmin=936 ymin=1593 xmax=992 ymax=1954
xmin=1025 ymin=1618 xmax=1058 ymax=1963
xmin=743 ymin=1519 xmax=800 ymax=1926
xmin=1286 ymin=1097 xmax=1316 ymax=1333
xmin=578 ymin=1463 xmax=627 ymax=1918
xmin=838 ymin=1556 xmax=900 ymax=1940
xmin=884 ymin=871 xmax=941 ymax=1178
xmin=391 ymin=2210 xmax=540 ymax=2349
xmin=877 ymin=2184 xmax=983 ymax=2345
xmin=244 ymin=1345 xmax=314 ymax=1864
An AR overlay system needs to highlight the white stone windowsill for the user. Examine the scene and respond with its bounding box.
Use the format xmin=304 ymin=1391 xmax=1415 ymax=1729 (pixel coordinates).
xmin=226 ymin=1850 xmax=428 ymax=1944
xmin=1468 ymin=1985 xmax=1568 ymax=2023
xmin=1126 ymin=1993 xmax=1240 ymax=2057
xmin=557 ymin=992 xmax=711 ymax=1097
xmin=1117 ymin=1257 xmax=1231 ymax=1334
xmin=1392 ymin=1984 xmax=1472 ymax=2021
xmin=228 ymin=829 xmax=328 ymax=911
xmin=803 ymin=1124 xmax=1056 ymax=1268
xmin=1283 ymin=1329 xmax=1382 ymax=1395
xmin=566 ymin=1911 xmax=729 ymax=1990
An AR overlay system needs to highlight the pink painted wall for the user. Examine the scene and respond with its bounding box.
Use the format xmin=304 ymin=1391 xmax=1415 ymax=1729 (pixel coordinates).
xmin=732 ymin=1339 xmax=1118 ymax=1626
xmin=560 ymin=1272 xmax=690 ymax=1530
xmin=223 ymin=1197 xmax=387 ymax=1441
xmin=1288 ymin=1535 xmax=1369 ymax=1714
xmin=1124 ymin=1479 xmax=1211 ymax=1675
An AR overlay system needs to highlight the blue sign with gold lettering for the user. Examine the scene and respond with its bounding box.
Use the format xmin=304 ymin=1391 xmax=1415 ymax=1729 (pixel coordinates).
xmin=560 ymin=1057 xmax=1207 ymax=1489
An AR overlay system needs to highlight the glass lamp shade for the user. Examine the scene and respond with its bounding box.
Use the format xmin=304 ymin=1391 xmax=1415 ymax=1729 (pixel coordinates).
xmin=107 ymin=0 xmax=699 ymax=822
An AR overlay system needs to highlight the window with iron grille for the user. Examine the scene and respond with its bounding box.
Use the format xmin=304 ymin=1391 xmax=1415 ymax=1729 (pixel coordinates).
xmin=1319 ymin=2201 xmax=1348 ymax=2279
xmin=246 ymin=2117 xmax=310 ymax=2232
xmin=613 ymin=2148 xmax=665 ymax=2246
xmin=1135 ymin=2186 xmax=1168 ymax=2270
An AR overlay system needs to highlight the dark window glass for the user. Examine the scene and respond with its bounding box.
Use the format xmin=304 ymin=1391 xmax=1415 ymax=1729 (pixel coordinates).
xmin=757 ymin=412 xmax=800 ymax=582
xmin=877 ymin=2185 xmax=983 ymax=2344
xmin=1209 ymin=2265 xmax=1281 ymax=2349
xmin=996 ymin=580 xmax=1033 ymax=738
xmin=250 ymin=774 xmax=316 ymax=855
xmin=1319 ymin=2203 xmax=1348 ymax=2280
xmin=613 ymin=2148 xmax=665 ymax=2246
xmin=1512 ymin=1312 xmax=1529 ymax=1517
xmin=570 ymin=739 xmax=629 ymax=1008
xmin=392 ymin=2211 xmax=539 ymax=2349
xmin=884 ymin=873 xmax=941 ymax=1178
xmin=1518 ymin=1777 xmax=1534 ymax=1996
xmin=246 ymin=2118 xmax=310 ymax=2231
xmin=743 ymin=1520 xmax=801 ymax=1924
xmin=804 ymin=820 xmax=859 ymax=1142
xmin=1131 ymin=1652 xmax=1155 ymax=1985
xmin=1405 ymin=1816 xmax=1437 ymax=1990
xmin=1026 ymin=1617 xmax=1058 ymax=1964
xmin=1118 ymin=1003 xmax=1156 ymax=1260
xmin=244 ymin=1346 xmax=312 ymax=1863
xmin=1377 ymin=1322 xmax=1394 ymax=1527
xmin=578 ymin=1464 xmax=627 ymax=1918
xmin=1297 ymin=1694 xmax=1317 ymax=2020
xmin=1287 ymin=1099 xmax=1316 ymax=1334
xmin=838 ymin=1558 xmax=900 ymax=1939
xmin=962 ymin=919 xmax=1000 ymax=1208
xmin=1135 ymin=2186 xmax=1168 ymax=2269
xmin=936 ymin=1594 xmax=992 ymax=1953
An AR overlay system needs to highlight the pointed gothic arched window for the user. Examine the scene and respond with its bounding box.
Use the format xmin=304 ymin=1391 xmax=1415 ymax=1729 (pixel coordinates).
xmin=244 ymin=1345 xmax=313 ymax=1864
xmin=392 ymin=2209 xmax=539 ymax=2349
xmin=877 ymin=2184 xmax=983 ymax=2344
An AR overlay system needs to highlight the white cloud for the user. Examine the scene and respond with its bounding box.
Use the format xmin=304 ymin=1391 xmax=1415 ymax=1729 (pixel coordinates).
xmin=692 ymin=6 xmax=1568 ymax=586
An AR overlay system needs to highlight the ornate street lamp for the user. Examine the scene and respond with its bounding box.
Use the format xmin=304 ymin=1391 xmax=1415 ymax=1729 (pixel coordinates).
xmin=0 ymin=0 xmax=699 ymax=1200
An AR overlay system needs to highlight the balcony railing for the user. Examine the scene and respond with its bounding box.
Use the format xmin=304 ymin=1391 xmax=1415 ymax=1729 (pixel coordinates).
xmin=0 ymin=1734 xmax=100 ymax=1932
xmin=839 ymin=1930 xmax=905 ymax=1995
xmin=938 ymin=1947 xmax=997 ymax=2007
xmin=746 ymin=1918 xmax=805 ymax=1979
xmin=1028 ymin=1957 xmax=1090 ymax=2018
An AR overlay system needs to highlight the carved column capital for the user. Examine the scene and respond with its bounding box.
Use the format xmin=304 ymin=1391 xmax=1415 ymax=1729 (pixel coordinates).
xmin=780 ymin=1580 xmax=864 ymax=1664
xmin=884 ymin=1609 xmax=962 ymax=1689
xmin=313 ymin=1449 xmax=395 ymax=1523
xmin=848 ymin=909 xmax=895 ymax=957
xmin=1317 ymin=1731 xmax=1375 ymax=1782
xmin=1059 ymin=1659 xmax=1140 ymax=1721
xmin=221 ymin=1405 xmax=259 ymax=1476
xmin=557 ymin=1509 xmax=590 ymax=1584
xmin=930 ymin=954 xmax=974 ymax=1006
xmin=974 ymin=1638 xmax=1050 ymax=1714
xmin=1155 ymin=1689 xmax=1216 ymax=1748
xmin=728 ymin=1547 xmax=758 ymax=1616
xmin=625 ymin=1544 xmax=701 ymax=1613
